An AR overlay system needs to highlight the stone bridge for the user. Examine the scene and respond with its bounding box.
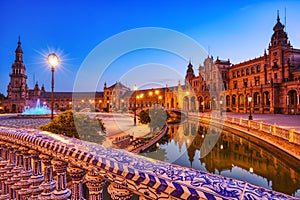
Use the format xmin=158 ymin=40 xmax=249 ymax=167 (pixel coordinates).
xmin=0 ymin=126 xmax=297 ymax=199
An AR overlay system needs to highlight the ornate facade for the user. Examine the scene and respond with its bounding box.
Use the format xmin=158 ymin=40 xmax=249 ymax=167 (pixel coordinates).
xmin=2 ymin=13 xmax=300 ymax=115
xmin=185 ymin=14 xmax=300 ymax=114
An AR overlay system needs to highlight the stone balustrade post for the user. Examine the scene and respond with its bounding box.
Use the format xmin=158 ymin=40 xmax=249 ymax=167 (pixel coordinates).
xmin=0 ymin=144 xmax=16 ymax=200
xmin=259 ymin=121 xmax=263 ymax=131
xmin=289 ymin=128 xmax=295 ymax=143
xmin=248 ymin=120 xmax=251 ymax=130
xmin=51 ymin=159 xmax=71 ymax=200
xmin=7 ymin=145 xmax=23 ymax=199
xmin=38 ymin=154 xmax=56 ymax=199
xmin=68 ymin=165 xmax=86 ymax=200
xmin=85 ymin=170 xmax=106 ymax=200
xmin=16 ymin=147 xmax=33 ymax=200
xmin=28 ymin=150 xmax=44 ymax=199
xmin=272 ymin=123 xmax=277 ymax=135
xmin=107 ymin=182 xmax=133 ymax=200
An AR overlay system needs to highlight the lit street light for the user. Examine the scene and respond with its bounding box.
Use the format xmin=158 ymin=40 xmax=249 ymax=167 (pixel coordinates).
xmin=47 ymin=53 xmax=60 ymax=119
xmin=248 ymin=96 xmax=253 ymax=120
xmin=133 ymin=85 xmax=138 ymax=126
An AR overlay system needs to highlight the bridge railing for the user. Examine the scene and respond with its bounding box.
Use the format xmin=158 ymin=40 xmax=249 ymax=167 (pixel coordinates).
xmin=129 ymin=124 xmax=168 ymax=153
xmin=0 ymin=126 xmax=297 ymax=200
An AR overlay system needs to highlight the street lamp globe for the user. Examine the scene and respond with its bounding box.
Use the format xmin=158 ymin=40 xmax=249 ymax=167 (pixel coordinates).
xmin=47 ymin=53 xmax=60 ymax=68
xmin=247 ymin=96 xmax=252 ymax=103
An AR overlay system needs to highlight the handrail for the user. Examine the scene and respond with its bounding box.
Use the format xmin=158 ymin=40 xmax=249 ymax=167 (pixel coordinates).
xmin=194 ymin=112 xmax=300 ymax=146
xmin=0 ymin=126 xmax=297 ymax=199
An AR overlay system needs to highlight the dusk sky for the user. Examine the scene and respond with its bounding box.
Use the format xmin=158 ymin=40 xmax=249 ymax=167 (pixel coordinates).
xmin=1 ymin=0 xmax=300 ymax=94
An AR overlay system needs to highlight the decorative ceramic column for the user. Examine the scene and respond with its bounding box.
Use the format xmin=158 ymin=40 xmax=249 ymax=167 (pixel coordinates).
xmin=0 ymin=143 xmax=16 ymax=200
xmin=10 ymin=146 xmax=25 ymax=199
xmin=0 ymin=142 xmax=9 ymax=195
xmin=6 ymin=145 xmax=23 ymax=199
xmin=51 ymin=159 xmax=71 ymax=200
xmin=85 ymin=170 xmax=106 ymax=200
xmin=0 ymin=141 xmax=9 ymax=164
xmin=38 ymin=154 xmax=55 ymax=199
xmin=107 ymin=182 xmax=133 ymax=200
xmin=68 ymin=165 xmax=86 ymax=200
xmin=28 ymin=150 xmax=44 ymax=199
xmin=15 ymin=147 xmax=33 ymax=200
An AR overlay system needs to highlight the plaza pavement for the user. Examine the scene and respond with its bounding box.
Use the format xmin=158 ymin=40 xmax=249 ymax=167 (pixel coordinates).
xmin=223 ymin=112 xmax=300 ymax=132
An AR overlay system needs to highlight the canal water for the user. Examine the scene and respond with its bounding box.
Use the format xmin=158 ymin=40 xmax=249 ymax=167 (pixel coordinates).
xmin=140 ymin=121 xmax=300 ymax=197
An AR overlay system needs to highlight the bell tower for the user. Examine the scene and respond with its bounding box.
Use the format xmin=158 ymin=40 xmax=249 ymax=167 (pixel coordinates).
xmin=6 ymin=37 xmax=28 ymax=112
xmin=185 ymin=60 xmax=195 ymax=85
xmin=267 ymin=11 xmax=292 ymax=84
xmin=268 ymin=11 xmax=291 ymax=69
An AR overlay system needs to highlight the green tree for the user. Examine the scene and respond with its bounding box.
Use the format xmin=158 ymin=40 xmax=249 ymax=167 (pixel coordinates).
xmin=139 ymin=110 xmax=151 ymax=124
xmin=40 ymin=110 xmax=106 ymax=144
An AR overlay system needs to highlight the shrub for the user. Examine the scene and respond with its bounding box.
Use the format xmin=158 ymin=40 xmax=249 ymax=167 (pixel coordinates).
xmin=40 ymin=110 xmax=106 ymax=144
xmin=139 ymin=110 xmax=151 ymax=124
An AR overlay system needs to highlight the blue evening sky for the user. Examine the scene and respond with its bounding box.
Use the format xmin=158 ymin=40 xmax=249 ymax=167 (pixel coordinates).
xmin=0 ymin=0 xmax=300 ymax=94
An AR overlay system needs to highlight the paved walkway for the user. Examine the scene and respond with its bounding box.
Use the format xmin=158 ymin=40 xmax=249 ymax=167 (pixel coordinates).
xmin=223 ymin=112 xmax=300 ymax=131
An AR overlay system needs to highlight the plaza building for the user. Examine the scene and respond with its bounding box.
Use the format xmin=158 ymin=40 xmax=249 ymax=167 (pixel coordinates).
xmin=185 ymin=13 xmax=300 ymax=115
xmin=2 ymin=13 xmax=300 ymax=115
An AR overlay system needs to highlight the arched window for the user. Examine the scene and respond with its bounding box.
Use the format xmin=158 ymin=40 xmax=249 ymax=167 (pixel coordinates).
xmin=246 ymin=68 xmax=249 ymax=75
xmin=254 ymin=92 xmax=260 ymax=106
xmin=232 ymin=95 xmax=236 ymax=105
xmin=226 ymin=95 xmax=230 ymax=106
xmin=256 ymin=65 xmax=260 ymax=72
xmin=263 ymin=91 xmax=270 ymax=106
xmin=239 ymin=94 xmax=244 ymax=107
xmin=288 ymin=90 xmax=297 ymax=105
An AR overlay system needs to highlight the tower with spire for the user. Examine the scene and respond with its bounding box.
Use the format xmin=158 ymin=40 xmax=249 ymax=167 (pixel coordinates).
xmin=268 ymin=11 xmax=291 ymax=70
xmin=6 ymin=37 xmax=29 ymax=112
xmin=185 ymin=59 xmax=195 ymax=85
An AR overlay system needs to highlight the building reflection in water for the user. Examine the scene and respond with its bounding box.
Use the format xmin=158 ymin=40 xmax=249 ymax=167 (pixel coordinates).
xmin=141 ymin=121 xmax=300 ymax=197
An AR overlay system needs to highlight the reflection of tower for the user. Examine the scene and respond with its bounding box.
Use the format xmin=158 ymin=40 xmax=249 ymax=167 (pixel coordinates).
xmin=187 ymin=144 xmax=195 ymax=167
xmin=6 ymin=37 xmax=28 ymax=112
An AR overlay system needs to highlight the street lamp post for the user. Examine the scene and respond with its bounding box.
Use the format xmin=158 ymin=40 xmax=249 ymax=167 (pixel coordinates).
xmin=47 ymin=53 xmax=60 ymax=119
xmin=248 ymin=96 xmax=253 ymax=120
xmin=133 ymin=85 xmax=138 ymax=126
